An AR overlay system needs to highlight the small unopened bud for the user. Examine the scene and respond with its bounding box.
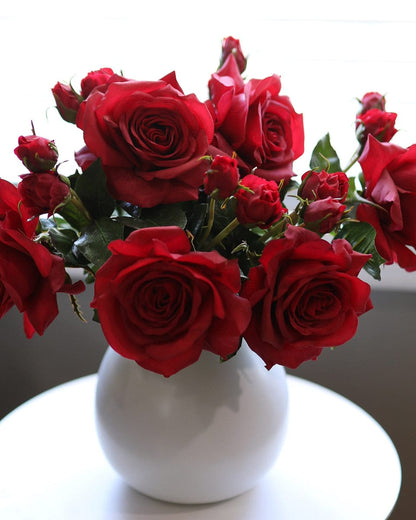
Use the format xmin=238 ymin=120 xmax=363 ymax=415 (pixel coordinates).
xmin=358 ymin=92 xmax=386 ymax=115
xmin=14 ymin=135 xmax=58 ymax=173
xmin=52 ymin=82 xmax=82 ymax=124
xmin=219 ymin=36 xmax=247 ymax=73
xmin=80 ymin=68 xmax=115 ymax=98
xmin=204 ymin=155 xmax=240 ymax=200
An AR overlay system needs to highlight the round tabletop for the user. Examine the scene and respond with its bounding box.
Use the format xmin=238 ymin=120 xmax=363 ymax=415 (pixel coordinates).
xmin=0 ymin=374 xmax=401 ymax=520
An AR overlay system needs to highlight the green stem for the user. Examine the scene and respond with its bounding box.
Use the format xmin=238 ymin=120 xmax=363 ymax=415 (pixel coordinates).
xmin=207 ymin=217 xmax=240 ymax=250
xmin=200 ymin=197 xmax=216 ymax=246
xmin=259 ymin=210 xmax=299 ymax=244
xmin=343 ymin=148 xmax=362 ymax=174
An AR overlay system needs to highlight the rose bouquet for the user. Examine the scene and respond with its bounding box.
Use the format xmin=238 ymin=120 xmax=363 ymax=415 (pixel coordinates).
xmin=2 ymin=37 xmax=415 ymax=377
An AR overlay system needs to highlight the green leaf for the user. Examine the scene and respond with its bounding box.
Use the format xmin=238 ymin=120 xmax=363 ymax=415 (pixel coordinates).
xmin=75 ymin=159 xmax=115 ymax=219
xmin=113 ymin=216 xmax=152 ymax=230
xmin=183 ymin=201 xmax=208 ymax=239
xmin=141 ymin=203 xmax=187 ymax=229
xmin=335 ymin=221 xmax=386 ymax=280
xmin=49 ymin=227 xmax=79 ymax=255
xmin=73 ymin=217 xmax=124 ymax=271
xmin=310 ymin=134 xmax=342 ymax=173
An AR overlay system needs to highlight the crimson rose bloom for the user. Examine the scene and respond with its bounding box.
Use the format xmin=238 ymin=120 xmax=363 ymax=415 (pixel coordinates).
xmin=208 ymin=57 xmax=304 ymax=183
xmin=204 ymin=155 xmax=240 ymax=199
xmin=0 ymin=179 xmax=84 ymax=338
xmin=235 ymin=174 xmax=286 ymax=228
xmin=299 ymin=169 xmax=349 ymax=202
xmin=79 ymin=73 xmax=214 ymax=208
xmin=14 ymin=135 xmax=58 ymax=173
xmin=18 ymin=171 xmax=70 ymax=218
xmin=242 ymin=226 xmax=372 ymax=369
xmin=357 ymin=136 xmax=416 ymax=271
xmin=91 ymin=226 xmax=251 ymax=377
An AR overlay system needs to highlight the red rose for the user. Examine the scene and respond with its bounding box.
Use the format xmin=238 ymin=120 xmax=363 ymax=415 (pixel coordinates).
xmin=204 ymin=155 xmax=240 ymax=199
xmin=0 ymin=179 xmax=37 ymax=237
xmin=208 ymin=62 xmax=304 ymax=183
xmin=356 ymin=136 xmax=416 ymax=271
xmin=52 ymin=82 xmax=81 ymax=124
xmin=356 ymin=108 xmax=397 ymax=145
xmin=242 ymin=226 xmax=372 ymax=369
xmin=80 ymin=73 xmax=214 ymax=208
xmin=14 ymin=135 xmax=58 ymax=173
xmin=299 ymin=169 xmax=349 ymax=202
xmin=219 ymin=36 xmax=246 ymax=73
xmin=358 ymin=92 xmax=386 ymax=115
xmin=91 ymin=226 xmax=251 ymax=376
xmin=80 ymin=67 xmax=115 ymax=98
xmin=18 ymin=171 xmax=70 ymax=218
xmin=235 ymin=174 xmax=286 ymax=228
xmin=0 ymin=180 xmax=84 ymax=338
xmin=303 ymin=197 xmax=346 ymax=234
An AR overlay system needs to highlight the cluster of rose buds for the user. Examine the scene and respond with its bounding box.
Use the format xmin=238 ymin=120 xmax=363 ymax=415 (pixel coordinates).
xmin=14 ymin=134 xmax=70 ymax=218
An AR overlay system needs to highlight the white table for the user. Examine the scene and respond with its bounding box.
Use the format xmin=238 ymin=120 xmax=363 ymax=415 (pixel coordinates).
xmin=0 ymin=375 xmax=401 ymax=520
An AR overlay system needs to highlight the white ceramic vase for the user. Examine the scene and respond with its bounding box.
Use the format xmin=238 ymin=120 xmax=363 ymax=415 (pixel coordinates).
xmin=95 ymin=340 xmax=289 ymax=504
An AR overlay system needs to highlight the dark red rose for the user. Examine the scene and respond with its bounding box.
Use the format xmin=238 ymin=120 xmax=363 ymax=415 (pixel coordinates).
xmin=18 ymin=171 xmax=70 ymax=218
xmin=356 ymin=108 xmax=397 ymax=145
xmin=0 ymin=179 xmax=84 ymax=338
xmin=302 ymin=197 xmax=346 ymax=234
xmin=242 ymin=225 xmax=373 ymax=369
xmin=91 ymin=226 xmax=251 ymax=377
xmin=52 ymin=82 xmax=82 ymax=124
xmin=219 ymin=36 xmax=246 ymax=73
xmin=299 ymin=169 xmax=349 ymax=202
xmin=80 ymin=73 xmax=214 ymax=208
xmin=204 ymin=155 xmax=240 ymax=199
xmin=358 ymin=92 xmax=386 ymax=115
xmin=14 ymin=135 xmax=58 ymax=173
xmin=235 ymin=174 xmax=286 ymax=228
xmin=80 ymin=67 xmax=115 ymax=98
xmin=356 ymin=136 xmax=416 ymax=271
xmin=208 ymin=63 xmax=304 ymax=183
xmin=0 ymin=179 xmax=37 ymax=237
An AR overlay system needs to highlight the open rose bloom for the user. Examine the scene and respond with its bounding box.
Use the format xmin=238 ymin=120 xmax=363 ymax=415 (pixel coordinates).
xmin=1 ymin=39 xmax=414 ymax=377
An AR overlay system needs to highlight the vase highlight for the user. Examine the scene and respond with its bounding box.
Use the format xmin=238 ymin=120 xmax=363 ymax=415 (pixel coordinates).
xmin=95 ymin=341 xmax=289 ymax=504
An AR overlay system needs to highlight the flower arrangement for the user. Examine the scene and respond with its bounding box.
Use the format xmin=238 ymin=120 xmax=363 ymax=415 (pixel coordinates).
xmin=2 ymin=37 xmax=415 ymax=377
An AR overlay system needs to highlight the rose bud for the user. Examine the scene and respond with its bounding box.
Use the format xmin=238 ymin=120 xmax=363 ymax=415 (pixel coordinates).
xmin=80 ymin=67 xmax=115 ymax=98
xmin=235 ymin=174 xmax=287 ymax=229
xmin=219 ymin=36 xmax=247 ymax=73
xmin=358 ymin=92 xmax=386 ymax=115
xmin=204 ymin=155 xmax=240 ymax=199
xmin=18 ymin=171 xmax=70 ymax=218
xmin=14 ymin=135 xmax=58 ymax=173
xmin=356 ymin=108 xmax=397 ymax=145
xmin=302 ymin=197 xmax=346 ymax=234
xmin=52 ymin=82 xmax=82 ymax=124
xmin=299 ymin=170 xmax=349 ymax=202
xmin=17 ymin=172 xmax=70 ymax=217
